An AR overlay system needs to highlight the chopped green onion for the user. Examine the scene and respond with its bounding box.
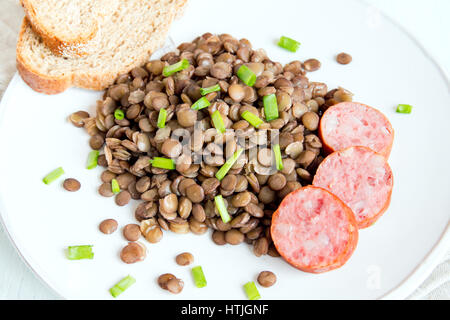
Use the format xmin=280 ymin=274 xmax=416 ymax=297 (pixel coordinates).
xmin=263 ymin=94 xmax=279 ymax=121
xmin=191 ymin=97 xmax=211 ymax=110
xmin=200 ymin=84 xmax=221 ymax=96
xmin=241 ymin=111 xmax=264 ymax=128
xmin=163 ymin=59 xmax=190 ymax=77
xmin=110 ymin=275 xmax=136 ymax=298
xmin=150 ymin=157 xmax=175 ymax=170
xmin=211 ymin=110 xmax=226 ymax=134
xmin=86 ymin=150 xmax=99 ymax=170
xmin=215 ymin=195 xmax=231 ymax=224
xmin=244 ymin=281 xmax=261 ymax=300
xmin=396 ymin=104 xmax=413 ymax=114
xmin=111 ymin=178 xmax=121 ymax=194
xmin=278 ymin=36 xmax=301 ymax=52
xmin=237 ymin=65 xmax=256 ymax=87
xmin=273 ymin=144 xmax=283 ymax=171
xmin=215 ymin=148 xmax=244 ymax=181
xmin=67 ymin=245 xmax=94 ymax=260
xmin=42 ymin=167 xmax=64 ymax=185
xmin=157 ymin=108 xmax=167 ymax=128
xmin=114 ymin=109 xmax=125 ymax=120
xmin=191 ymin=266 xmax=207 ymax=288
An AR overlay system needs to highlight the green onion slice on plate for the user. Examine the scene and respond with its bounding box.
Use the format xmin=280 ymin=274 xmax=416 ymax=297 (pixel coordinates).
xmin=67 ymin=245 xmax=94 ymax=260
xmin=237 ymin=65 xmax=256 ymax=87
xmin=42 ymin=167 xmax=65 ymax=185
xmin=114 ymin=109 xmax=125 ymax=120
xmin=110 ymin=275 xmax=136 ymax=298
xmin=86 ymin=150 xmax=99 ymax=170
xmin=263 ymin=94 xmax=279 ymax=121
xmin=191 ymin=266 xmax=207 ymax=288
xmin=191 ymin=97 xmax=211 ymax=110
xmin=211 ymin=110 xmax=226 ymax=134
xmin=215 ymin=148 xmax=244 ymax=181
xmin=278 ymin=36 xmax=301 ymax=52
xmin=150 ymin=157 xmax=175 ymax=170
xmin=111 ymin=178 xmax=121 ymax=194
xmin=157 ymin=108 xmax=167 ymax=128
xmin=163 ymin=59 xmax=190 ymax=77
xmin=396 ymin=104 xmax=412 ymax=114
xmin=200 ymin=84 xmax=221 ymax=96
xmin=215 ymin=195 xmax=231 ymax=224
xmin=243 ymin=281 xmax=261 ymax=300
xmin=241 ymin=111 xmax=264 ymax=128
xmin=273 ymin=144 xmax=283 ymax=171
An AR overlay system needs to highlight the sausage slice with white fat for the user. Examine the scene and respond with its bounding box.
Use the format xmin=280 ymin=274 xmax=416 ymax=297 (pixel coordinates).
xmin=319 ymin=102 xmax=394 ymax=159
xmin=271 ymin=186 xmax=358 ymax=273
xmin=313 ymin=146 xmax=393 ymax=229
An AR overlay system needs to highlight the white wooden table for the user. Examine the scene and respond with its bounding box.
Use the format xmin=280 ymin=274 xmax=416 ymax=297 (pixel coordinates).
xmin=0 ymin=0 xmax=448 ymax=299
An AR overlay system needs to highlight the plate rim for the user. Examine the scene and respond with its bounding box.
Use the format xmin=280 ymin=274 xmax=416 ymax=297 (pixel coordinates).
xmin=359 ymin=0 xmax=450 ymax=299
xmin=0 ymin=75 xmax=64 ymax=299
xmin=1 ymin=0 xmax=449 ymax=299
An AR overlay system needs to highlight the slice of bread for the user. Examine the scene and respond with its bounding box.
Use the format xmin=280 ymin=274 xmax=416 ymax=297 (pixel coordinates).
xmin=17 ymin=0 xmax=187 ymax=94
xmin=20 ymin=0 xmax=119 ymax=58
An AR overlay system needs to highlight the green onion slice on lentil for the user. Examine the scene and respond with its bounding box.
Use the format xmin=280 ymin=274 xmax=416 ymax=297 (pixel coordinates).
xmin=237 ymin=65 xmax=256 ymax=87
xmin=241 ymin=111 xmax=264 ymax=128
xmin=86 ymin=150 xmax=99 ymax=170
xmin=278 ymin=36 xmax=301 ymax=52
xmin=200 ymin=84 xmax=221 ymax=96
xmin=111 ymin=178 xmax=121 ymax=194
xmin=215 ymin=148 xmax=244 ymax=181
xmin=191 ymin=97 xmax=211 ymax=110
xmin=263 ymin=94 xmax=279 ymax=121
xmin=396 ymin=104 xmax=413 ymax=114
xmin=211 ymin=110 xmax=226 ymax=134
xmin=42 ymin=167 xmax=65 ymax=185
xmin=243 ymin=281 xmax=261 ymax=300
xmin=114 ymin=109 xmax=125 ymax=120
xmin=273 ymin=144 xmax=283 ymax=171
xmin=191 ymin=266 xmax=207 ymax=288
xmin=150 ymin=157 xmax=175 ymax=170
xmin=163 ymin=59 xmax=190 ymax=77
xmin=157 ymin=108 xmax=167 ymax=128
xmin=67 ymin=245 xmax=94 ymax=260
xmin=214 ymin=195 xmax=231 ymax=224
xmin=110 ymin=275 xmax=136 ymax=298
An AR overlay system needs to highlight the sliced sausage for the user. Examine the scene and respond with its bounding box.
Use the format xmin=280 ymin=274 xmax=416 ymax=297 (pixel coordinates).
xmin=313 ymin=146 xmax=393 ymax=229
xmin=271 ymin=186 xmax=358 ymax=273
xmin=319 ymin=102 xmax=394 ymax=159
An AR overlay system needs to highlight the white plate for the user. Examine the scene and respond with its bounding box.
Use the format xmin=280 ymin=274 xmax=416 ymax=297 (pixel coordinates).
xmin=0 ymin=0 xmax=449 ymax=300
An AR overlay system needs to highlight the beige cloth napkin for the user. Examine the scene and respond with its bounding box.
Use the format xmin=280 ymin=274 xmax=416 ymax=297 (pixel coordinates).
xmin=0 ymin=0 xmax=448 ymax=300
xmin=0 ymin=0 xmax=23 ymax=95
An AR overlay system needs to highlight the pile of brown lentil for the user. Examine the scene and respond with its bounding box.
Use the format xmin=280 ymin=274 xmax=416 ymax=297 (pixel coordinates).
xmin=71 ymin=33 xmax=354 ymax=259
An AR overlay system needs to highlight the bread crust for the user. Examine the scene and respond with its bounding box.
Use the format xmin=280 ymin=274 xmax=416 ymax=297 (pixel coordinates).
xmin=16 ymin=20 xmax=72 ymax=94
xmin=16 ymin=18 xmax=152 ymax=93
xmin=20 ymin=0 xmax=95 ymax=58
xmin=16 ymin=0 xmax=187 ymax=94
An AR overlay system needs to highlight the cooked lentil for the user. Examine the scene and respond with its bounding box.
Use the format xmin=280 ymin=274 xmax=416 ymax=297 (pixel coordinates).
xmin=336 ymin=52 xmax=352 ymax=65
xmin=175 ymin=252 xmax=194 ymax=266
xmin=99 ymin=219 xmax=118 ymax=234
xmin=303 ymin=59 xmax=321 ymax=72
xmin=123 ymin=224 xmax=141 ymax=241
xmin=257 ymin=271 xmax=277 ymax=287
xmin=63 ymin=178 xmax=81 ymax=192
xmin=158 ymin=273 xmax=176 ymax=290
xmin=120 ymin=242 xmax=146 ymax=264
xmin=166 ymin=278 xmax=184 ymax=294
xmin=115 ymin=190 xmax=131 ymax=206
